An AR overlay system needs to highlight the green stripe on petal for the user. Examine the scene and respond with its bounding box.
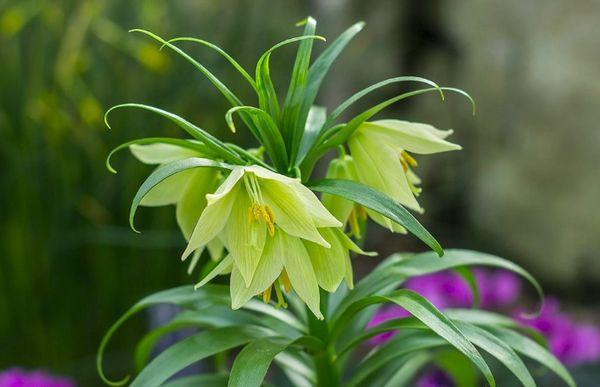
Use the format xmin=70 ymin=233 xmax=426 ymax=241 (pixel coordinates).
xmin=176 ymin=169 xmax=220 ymax=240
xmin=230 ymin=233 xmax=284 ymax=309
xmin=362 ymin=120 xmax=461 ymax=154
xmin=303 ymin=228 xmax=347 ymax=293
xmin=280 ymin=232 xmax=322 ymax=319
xmin=261 ymin=179 xmax=329 ymax=247
xmin=349 ymin=133 xmax=421 ymax=211
xmin=182 ymin=184 xmax=239 ymax=260
xmin=225 ymin=191 xmax=267 ymax=286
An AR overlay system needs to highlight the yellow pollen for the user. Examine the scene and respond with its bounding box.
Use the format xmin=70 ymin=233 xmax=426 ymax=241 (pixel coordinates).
xmin=349 ymin=210 xmax=361 ymax=239
xmin=399 ymin=157 xmax=409 ymax=172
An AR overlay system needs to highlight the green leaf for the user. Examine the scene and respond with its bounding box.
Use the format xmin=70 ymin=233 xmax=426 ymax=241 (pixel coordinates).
xmin=307 ymin=179 xmax=442 ymax=255
xmin=129 ymin=157 xmax=233 ymax=232
xmin=455 ymin=322 xmax=536 ymax=387
xmin=166 ymin=37 xmax=257 ymax=91
xmin=228 ymin=337 xmax=295 ymax=387
xmin=327 ymin=76 xmax=444 ymax=125
xmin=346 ymin=332 xmax=446 ymax=387
xmin=295 ymin=105 xmax=326 ymax=168
xmin=130 ymin=29 xmax=243 ymax=107
xmin=486 ymin=327 xmax=576 ymax=387
xmin=225 ymin=106 xmax=288 ymax=170
xmin=453 ymin=266 xmax=480 ymax=308
xmin=293 ymin=22 xmax=365 ymax=165
xmin=131 ymin=326 xmax=269 ymax=387
xmin=255 ymin=35 xmax=325 ymax=125
xmin=105 ymin=137 xmax=209 ymax=173
xmin=282 ymin=17 xmax=317 ymax=159
xmin=97 ymin=285 xmax=230 ymax=386
xmin=104 ymin=103 xmax=243 ymax=164
xmin=434 ymin=350 xmax=478 ymax=387
xmin=332 ymin=289 xmax=496 ymax=387
xmin=379 ymin=352 xmax=432 ymax=387
xmin=162 ymin=373 xmax=229 ymax=387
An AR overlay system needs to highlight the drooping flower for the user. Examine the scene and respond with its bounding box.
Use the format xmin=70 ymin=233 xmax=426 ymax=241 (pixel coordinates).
xmin=186 ymin=165 xmax=372 ymax=318
xmin=130 ymin=142 xmax=224 ymax=267
xmin=347 ymin=120 xmax=461 ymax=231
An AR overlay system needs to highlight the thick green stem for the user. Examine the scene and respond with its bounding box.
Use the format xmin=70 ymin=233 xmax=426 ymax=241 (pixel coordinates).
xmin=306 ymin=291 xmax=340 ymax=387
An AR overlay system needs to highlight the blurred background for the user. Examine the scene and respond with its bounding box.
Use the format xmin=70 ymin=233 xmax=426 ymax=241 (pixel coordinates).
xmin=1 ymin=0 xmax=598 ymax=385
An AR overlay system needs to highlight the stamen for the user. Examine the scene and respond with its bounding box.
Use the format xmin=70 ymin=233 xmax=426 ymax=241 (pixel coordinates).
xmin=401 ymin=151 xmax=418 ymax=167
xmin=262 ymin=286 xmax=272 ymax=303
xmin=349 ymin=210 xmax=361 ymax=239
xmin=399 ymin=157 xmax=409 ymax=172
xmin=280 ymin=271 xmax=292 ymax=293
xmin=274 ymin=282 xmax=288 ymax=308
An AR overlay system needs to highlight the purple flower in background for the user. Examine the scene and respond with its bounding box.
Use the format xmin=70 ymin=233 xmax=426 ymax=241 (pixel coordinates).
xmin=515 ymin=297 xmax=600 ymax=366
xmin=417 ymin=369 xmax=454 ymax=387
xmin=0 ymin=368 xmax=75 ymax=387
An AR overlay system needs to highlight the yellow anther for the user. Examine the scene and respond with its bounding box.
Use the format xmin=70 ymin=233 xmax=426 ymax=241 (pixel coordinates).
xmin=356 ymin=204 xmax=367 ymax=221
xmin=274 ymin=282 xmax=288 ymax=308
xmin=247 ymin=207 xmax=255 ymax=224
xmin=260 ymin=205 xmax=276 ymax=237
xmin=348 ymin=210 xmax=361 ymax=239
xmin=262 ymin=286 xmax=272 ymax=304
xmin=401 ymin=151 xmax=418 ymax=167
xmin=280 ymin=271 xmax=292 ymax=293
xmin=399 ymin=157 xmax=409 ymax=172
xmin=252 ymin=203 xmax=262 ymax=221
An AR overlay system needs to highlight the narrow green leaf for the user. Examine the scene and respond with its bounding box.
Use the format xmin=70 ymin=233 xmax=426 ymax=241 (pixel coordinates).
xmin=380 ymin=352 xmax=432 ymax=387
xmin=434 ymin=350 xmax=478 ymax=387
xmin=225 ymin=106 xmax=288 ymax=170
xmin=282 ymin=17 xmax=317 ymax=159
xmin=129 ymin=157 xmax=233 ymax=232
xmin=487 ymin=327 xmax=576 ymax=387
xmin=131 ymin=326 xmax=269 ymax=387
xmin=105 ymin=137 xmax=208 ymax=173
xmin=166 ymin=37 xmax=257 ymax=90
xmin=453 ymin=266 xmax=480 ymax=308
xmin=455 ymin=322 xmax=536 ymax=387
xmin=97 ymin=285 xmax=230 ymax=386
xmin=346 ymin=332 xmax=446 ymax=387
xmin=307 ymin=178 xmax=443 ymax=255
xmin=255 ymin=35 xmax=325 ymax=125
xmin=327 ymin=76 xmax=444 ymax=125
xmin=162 ymin=373 xmax=229 ymax=387
xmin=332 ymin=290 xmax=496 ymax=387
xmin=104 ymin=103 xmax=244 ymax=164
xmin=295 ymin=105 xmax=326 ymax=168
xmin=228 ymin=337 xmax=295 ymax=387
xmin=294 ymin=22 xmax=365 ymax=164
xmin=130 ymin=29 xmax=243 ymax=107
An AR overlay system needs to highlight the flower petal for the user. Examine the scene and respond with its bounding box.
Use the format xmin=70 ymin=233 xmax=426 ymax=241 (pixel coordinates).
xmin=303 ymin=228 xmax=346 ymax=293
xmin=280 ymin=232 xmax=323 ymax=319
xmin=206 ymin=167 xmax=244 ymax=204
xmin=176 ymin=169 xmax=220 ymax=239
xmin=194 ymin=254 xmax=234 ymax=289
xmin=226 ymin=191 xmax=267 ymax=286
xmin=261 ymin=180 xmax=330 ymax=247
xmin=230 ymin=233 xmax=284 ymax=309
xmin=322 ymin=157 xmax=357 ymax=224
xmin=362 ymin=120 xmax=461 ymax=154
xmin=332 ymin=228 xmax=377 ymax=256
xmin=349 ymin=132 xmax=421 ymax=211
xmin=293 ymin=183 xmax=342 ymax=228
xmin=130 ymin=143 xmax=202 ymax=164
xmin=182 ymin=183 xmax=239 ymax=260
xmin=140 ymin=169 xmax=194 ymax=206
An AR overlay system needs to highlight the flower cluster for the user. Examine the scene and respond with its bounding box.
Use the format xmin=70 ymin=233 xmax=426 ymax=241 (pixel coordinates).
xmin=369 ymin=268 xmax=600 ymax=368
xmin=0 ymin=369 xmax=74 ymax=387
xmin=107 ymin=22 xmax=464 ymax=318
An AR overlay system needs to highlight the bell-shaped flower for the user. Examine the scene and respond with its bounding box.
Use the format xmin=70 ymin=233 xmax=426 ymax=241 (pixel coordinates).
xmin=185 ymin=165 xmax=372 ymax=318
xmin=347 ymin=119 xmax=460 ymax=231
xmin=130 ymin=142 xmax=224 ymax=264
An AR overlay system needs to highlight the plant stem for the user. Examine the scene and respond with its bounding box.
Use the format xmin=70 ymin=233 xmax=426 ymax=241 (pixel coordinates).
xmin=306 ymin=291 xmax=340 ymax=387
